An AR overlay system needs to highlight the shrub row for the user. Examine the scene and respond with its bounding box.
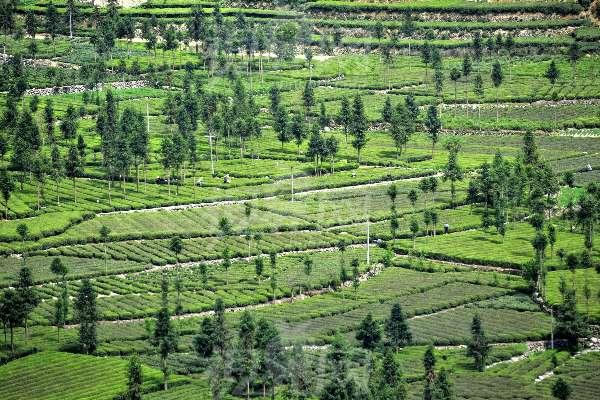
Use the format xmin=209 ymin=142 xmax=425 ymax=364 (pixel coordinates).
xmin=0 ymin=212 xmax=94 ymax=243
xmin=394 ymin=247 xmax=524 ymax=270
xmin=311 ymin=17 xmax=589 ymax=32
xmin=305 ymin=1 xmax=583 ymax=16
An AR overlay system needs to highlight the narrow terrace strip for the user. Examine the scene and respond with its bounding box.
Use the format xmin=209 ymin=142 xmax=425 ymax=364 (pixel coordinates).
xmin=97 ymin=173 xmax=441 ymax=216
xmin=65 ymin=260 xmax=385 ymax=327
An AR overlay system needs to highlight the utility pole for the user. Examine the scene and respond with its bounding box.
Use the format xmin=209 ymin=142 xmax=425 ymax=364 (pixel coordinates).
xmin=550 ymin=308 xmax=554 ymax=349
xmin=291 ymin=167 xmax=294 ymax=202
xmin=145 ymin=100 xmax=150 ymax=193
xmin=206 ymin=132 xmax=215 ymax=176
xmin=367 ymin=217 xmax=370 ymax=266
xmin=365 ymin=188 xmax=370 ymax=266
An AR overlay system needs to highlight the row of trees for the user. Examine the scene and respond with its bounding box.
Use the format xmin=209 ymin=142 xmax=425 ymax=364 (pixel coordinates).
xmin=97 ymin=90 xmax=149 ymax=202
xmin=0 ymin=258 xmax=97 ymax=355
xmin=466 ymin=132 xmax=599 ymax=298
xmin=0 ymin=54 xmax=88 ymax=216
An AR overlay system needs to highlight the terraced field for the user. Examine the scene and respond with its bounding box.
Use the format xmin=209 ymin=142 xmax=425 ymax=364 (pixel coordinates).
xmin=0 ymin=0 xmax=599 ymax=399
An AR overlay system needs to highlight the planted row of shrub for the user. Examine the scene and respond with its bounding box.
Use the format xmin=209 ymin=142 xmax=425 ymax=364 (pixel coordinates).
xmin=394 ymin=247 xmax=525 ymax=270
xmin=305 ymin=1 xmax=583 ymax=16
xmin=310 ymin=16 xmax=589 ymax=32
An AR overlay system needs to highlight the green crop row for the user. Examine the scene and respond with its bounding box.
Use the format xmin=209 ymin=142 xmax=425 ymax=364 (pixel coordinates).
xmin=305 ymin=1 xmax=583 ymax=16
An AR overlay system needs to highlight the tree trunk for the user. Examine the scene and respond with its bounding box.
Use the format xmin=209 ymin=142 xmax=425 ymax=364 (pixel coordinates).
xmin=460 ymin=78 xmax=467 ymax=119
xmin=162 ymin=356 xmax=168 ymax=390
xmin=104 ymin=243 xmax=108 ymax=275
xmin=496 ymin=87 xmax=499 ymax=124
xmin=108 ymin=178 xmax=112 ymax=206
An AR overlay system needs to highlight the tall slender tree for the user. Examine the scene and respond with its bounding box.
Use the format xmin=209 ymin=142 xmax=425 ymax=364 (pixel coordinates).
xmin=152 ymin=274 xmax=178 ymax=390
xmin=125 ymin=355 xmax=144 ymax=400
xmin=350 ymin=95 xmax=367 ymax=162
xmin=443 ymin=138 xmax=463 ymax=208
xmin=0 ymin=168 xmax=14 ymax=219
xmin=466 ymin=314 xmax=490 ymax=371
xmin=385 ymin=303 xmax=412 ymax=350
xmin=74 ymin=279 xmax=98 ymax=354
xmin=424 ymin=105 xmax=441 ymax=158
xmin=16 ymin=266 xmax=40 ymax=340
xmin=65 ymin=144 xmax=82 ymax=204
xmin=491 ymin=61 xmax=504 ymax=123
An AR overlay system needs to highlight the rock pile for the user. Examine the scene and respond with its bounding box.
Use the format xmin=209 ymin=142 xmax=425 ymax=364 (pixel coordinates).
xmin=24 ymin=80 xmax=149 ymax=97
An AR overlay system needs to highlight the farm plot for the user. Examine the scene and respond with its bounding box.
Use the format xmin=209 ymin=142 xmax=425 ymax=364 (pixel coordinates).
xmin=535 ymin=352 xmax=600 ymax=400
xmin=331 ymin=206 xmax=481 ymax=240
xmin=0 ymin=255 xmax=146 ymax=286
xmin=29 ymin=247 xmax=385 ymax=323
xmin=408 ymin=306 xmax=552 ymax=345
xmin=398 ymin=222 xmax=599 ymax=269
xmin=0 ymin=351 xmax=189 ymax=400
xmin=255 ymin=179 xmax=467 ymax=227
xmin=53 ymin=203 xmax=312 ymax=242
xmin=546 ymin=268 xmax=600 ymax=321
xmin=37 ymin=230 xmax=358 ymax=265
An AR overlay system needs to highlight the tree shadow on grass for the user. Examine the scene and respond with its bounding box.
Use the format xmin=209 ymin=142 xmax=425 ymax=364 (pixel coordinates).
xmin=471 ymin=234 xmax=504 ymax=246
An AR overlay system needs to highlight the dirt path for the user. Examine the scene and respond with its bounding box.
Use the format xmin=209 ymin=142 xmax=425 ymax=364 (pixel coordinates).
xmin=534 ymin=344 xmax=600 ymax=383
xmin=294 ymin=339 xmax=548 ymax=355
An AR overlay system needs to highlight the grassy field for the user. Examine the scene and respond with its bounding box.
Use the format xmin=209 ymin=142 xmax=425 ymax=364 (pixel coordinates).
xmin=397 ymin=222 xmax=599 ymax=269
xmin=0 ymin=0 xmax=599 ymax=398
xmin=0 ymin=351 xmax=189 ymax=400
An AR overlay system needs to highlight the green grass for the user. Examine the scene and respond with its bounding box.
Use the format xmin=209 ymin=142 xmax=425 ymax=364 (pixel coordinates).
xmin=1 ymin=3 xmax=599 ymax=398
xmin=546 ymin=268 xmax=600 ymax=320
xmin=0 ymin=255 xmax=146 ymax=287
xmin=536 ymin=351 xmax=600 ymax=400
xmin=398 ymin=222 xmax=600 ymax=269
xmin=0 ymin=351 xmax=189 ymax=400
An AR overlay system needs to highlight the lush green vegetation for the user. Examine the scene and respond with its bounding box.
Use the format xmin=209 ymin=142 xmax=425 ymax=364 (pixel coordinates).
xmin=0 ymin=0 xmax=599 ymax=398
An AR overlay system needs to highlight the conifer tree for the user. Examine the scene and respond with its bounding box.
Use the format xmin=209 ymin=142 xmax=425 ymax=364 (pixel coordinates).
xmin=385 ymin=303 xmax=412 ymax=350
xmin=350 ymin=95 xmax=367 ymax=162
xmin=466 ymin=314 xmax=490 ymax=371
xmin=356 ymin=312 xmax=381 ymax=350
xmin=425 ymin=105 xmax=441 ymax=158
xmin=152 ymin=274 xmax=178 ymax=390
xmin=74 ymin=279 xmax=98 ymax=354
xmin=125 ymin=355 xmax=144 ymax=400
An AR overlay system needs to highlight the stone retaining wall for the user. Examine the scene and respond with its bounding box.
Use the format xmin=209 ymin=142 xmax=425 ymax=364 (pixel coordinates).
xmin=24 ymin=80 xmax=149 ymax=97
